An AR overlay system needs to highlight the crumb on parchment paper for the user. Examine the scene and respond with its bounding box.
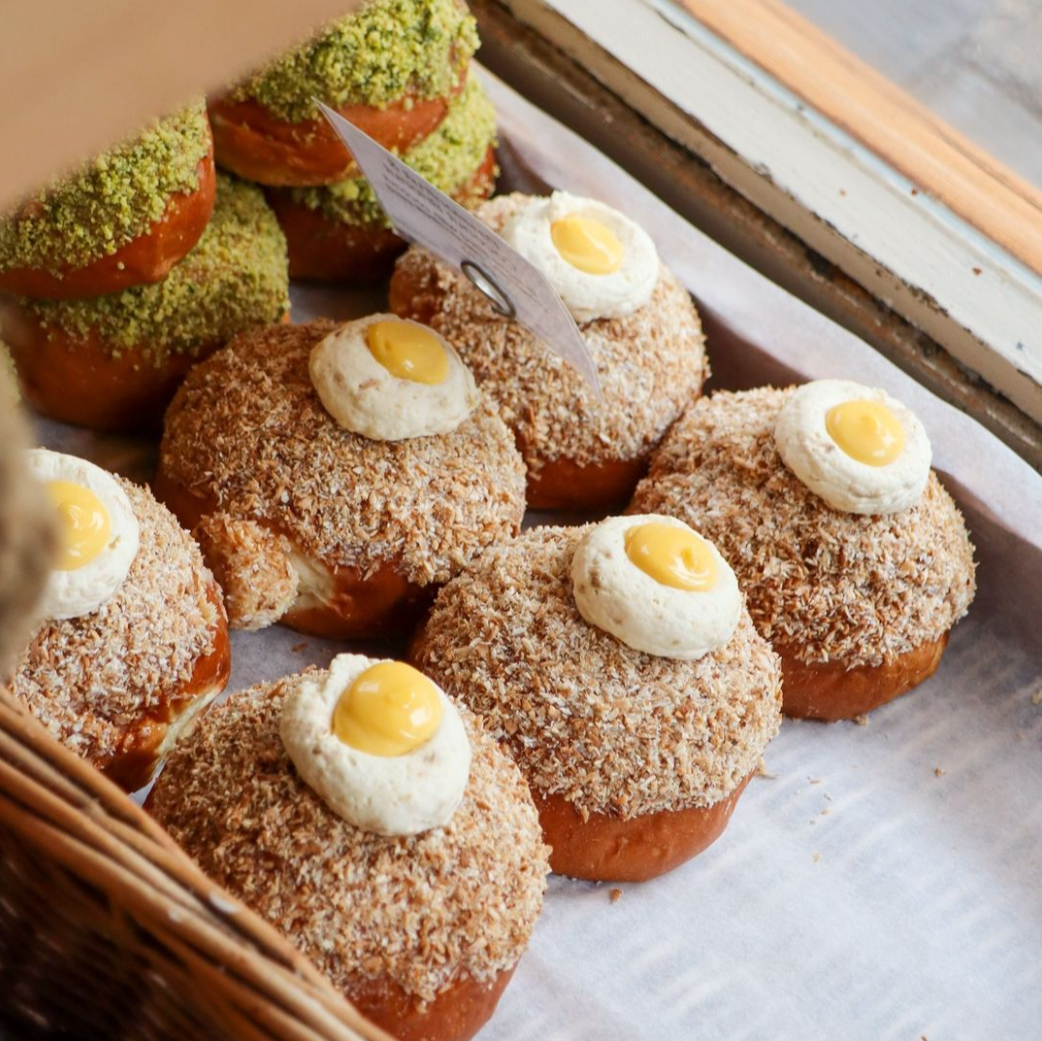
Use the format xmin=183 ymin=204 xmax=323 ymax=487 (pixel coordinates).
xmin=610 ymin=888 xmax=622 ymax=904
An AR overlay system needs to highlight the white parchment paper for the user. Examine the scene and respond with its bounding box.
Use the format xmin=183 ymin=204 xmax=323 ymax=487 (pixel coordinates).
xmin=32 ymin=69 xmax=1042 ymax=1041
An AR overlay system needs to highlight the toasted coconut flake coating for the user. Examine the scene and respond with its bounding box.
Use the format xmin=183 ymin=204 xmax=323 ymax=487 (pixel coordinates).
xmin=159 ymin=320 xmax=526 ymax=586
xmin=148 ymin=674 xmax=549 ymax=1005
xmin=392 ymin=193 xmax=708 ymax=469
xmin=631 ymin=387 xmax=977 ymax=668
xmin=195 ymin=514 xmax=298 ymax=630
xmin=414 ymin=525 xmax=782 ymax=819
xmin=12 ymin=481 xmax=222 ymax=765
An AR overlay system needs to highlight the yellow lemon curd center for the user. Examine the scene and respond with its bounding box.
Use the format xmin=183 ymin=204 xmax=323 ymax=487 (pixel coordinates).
xmin=47 ymin=480 xmax=111 ymax=571
xmin=624 ymin=522 xmax=717 ymax=592
xmin=333 ymin=661 xmax=443 ymax=757
xmin=365 ymin=320 xmax=449 ymax=385
xmin=825 ymin=399 xmax=906 ymax=466
xmin=550 ymin=214 xmax=624 ymax=275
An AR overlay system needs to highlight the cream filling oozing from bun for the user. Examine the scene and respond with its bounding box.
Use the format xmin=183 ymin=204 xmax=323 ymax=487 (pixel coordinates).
xmin=309 ymin=315 xmax=479 ymax=441
xmin=280 ymin=653 xmax=471 ymax=837
xmin=571 ymin=514 xmax=741 ymax=659
xmin=774 ymin=379 xmax=931 ymax=515
xmin=502 ymin=191 xmax=659 ymax=322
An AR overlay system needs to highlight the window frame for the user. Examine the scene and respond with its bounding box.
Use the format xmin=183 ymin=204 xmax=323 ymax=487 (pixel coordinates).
xmin=475 ymin=0 xmax=1042 ymax=465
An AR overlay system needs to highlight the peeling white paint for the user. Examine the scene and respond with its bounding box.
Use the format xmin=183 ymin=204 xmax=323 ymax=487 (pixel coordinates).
xmin=521 ymin=0 xmax=1042 ymax=421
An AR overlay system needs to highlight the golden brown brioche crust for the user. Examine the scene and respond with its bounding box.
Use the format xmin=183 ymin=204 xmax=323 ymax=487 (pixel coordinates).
xmin=102 ymin=584 xmax=231 ymax=792
xmin=266 ymin=197 xmax=409 ymax=284
xmin=208 ymin=75 xmax=464 ymax=187
xmin=279 ymin=573 xmax=433 ymax=640
xmin=0 ymin=151 xmax=216 ymax=300
xmin=533 ymin=774 xmax=752 ymax=883
xmin=157 ymin=320 xmax=526 ymax=636
xmin=389 ymin=193 xmax=708 ymax=511
xmin=266 ymin=145 xmax=497 ymax=283
xmin=347 ymin=967 xmax=515 ymax=1041
xmin=388 ymin=254 xmax=441 ymax=324
xmin=2 ymin=303 xmax=218 ymax=432
xmin=776 ymin=633 xmax=949 ymax=722
xmin=521 ymin=446 xmax=647 ymax=512
xmin=11 ymin=481 xmax=230 ymax=791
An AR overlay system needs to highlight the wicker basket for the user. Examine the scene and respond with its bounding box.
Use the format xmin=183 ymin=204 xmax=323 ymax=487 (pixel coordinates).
xmin=0 ymin=684 xmax=389 ymax=1041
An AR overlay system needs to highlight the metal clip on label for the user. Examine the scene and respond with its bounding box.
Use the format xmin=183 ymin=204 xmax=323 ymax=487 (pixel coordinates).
xmin=462 ymin=260 xmax=517 ymax=319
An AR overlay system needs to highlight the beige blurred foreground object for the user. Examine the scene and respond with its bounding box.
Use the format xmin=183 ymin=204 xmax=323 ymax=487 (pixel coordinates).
xmin=0 ymin=0 xmax=364 ymax=209
xmin=0 ymin=404 xmax=52 ymax=675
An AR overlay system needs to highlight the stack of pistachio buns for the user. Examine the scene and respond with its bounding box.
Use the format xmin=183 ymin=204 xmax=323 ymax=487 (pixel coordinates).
xmin=210 ymin=0 xmax=498 ymax=282
xmin=0 ymin=102 xmax=290 ymax=432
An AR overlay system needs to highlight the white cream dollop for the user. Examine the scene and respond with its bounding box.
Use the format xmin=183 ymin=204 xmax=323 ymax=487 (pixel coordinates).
xmin=502 ymin=191 xmax=659 ymax=322
xmin=570 ymin=514 xmax=742 ymax=660
xmin=280 ymin=653 xmax=472 ymax=837
xmin=27 ymin=449 xmax=140 ymax=621
xmin=309 ymin=315 xmax=479 ymax=441
xmin=774 ymin=379 xmax=931 ymax=515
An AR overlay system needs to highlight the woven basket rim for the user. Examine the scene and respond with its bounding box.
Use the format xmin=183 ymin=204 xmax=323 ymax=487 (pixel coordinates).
xmin=0 ymin=684 xmax=391 ymax=1041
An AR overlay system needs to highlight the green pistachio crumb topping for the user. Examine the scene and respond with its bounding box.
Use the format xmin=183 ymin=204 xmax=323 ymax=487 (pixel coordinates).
xmin=0 ymin=341 xmax=18 ymax=403
xmin=231 ymin=0 xmax=479 ymax=121
xmin=289 ymin=74 xmax=496 ymax=228
xmin=0 ymin=102 xmax=212 ymax=277
xmin=20 ymin=175 xmax=290 ymax=367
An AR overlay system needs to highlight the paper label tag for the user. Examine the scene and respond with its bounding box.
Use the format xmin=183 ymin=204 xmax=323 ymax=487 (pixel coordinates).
xmin=316 ymin=101 xmax=602 ymax=394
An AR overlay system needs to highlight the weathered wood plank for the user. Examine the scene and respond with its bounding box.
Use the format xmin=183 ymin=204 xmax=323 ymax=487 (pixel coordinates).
xmin=487 ymin=0 xmax=1042 ymax=432
xmin=680 ymin=0 xmax=1042 ymax=276
xmin=473 ymin=0 xmax=1042 ymax=468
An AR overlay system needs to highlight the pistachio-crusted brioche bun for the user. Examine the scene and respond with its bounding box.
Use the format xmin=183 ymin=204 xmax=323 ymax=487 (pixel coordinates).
xmin=210 ymin=0 xmax=479 ymax=186
xmin=0 ymin=103 xmax=215 ymax=299
xmin=412 ymin=525 xmax=783 ymax=881
xmin=390 ymin=193 xmax=709 ymax=510
xmin=0 ymin=174 xmax=290 ymax=432
xmin=154 ymin=320 xmax=526 ymax=639
xmin=11 ymin=479 xmax=230 ymax=792
xmin=146 ymin=672 xmax=549 ymax=1041
xmin=630 ymin=387 xmax=977 ymax=720
xmin=267 ymin=74 xmax=498 ymax=282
